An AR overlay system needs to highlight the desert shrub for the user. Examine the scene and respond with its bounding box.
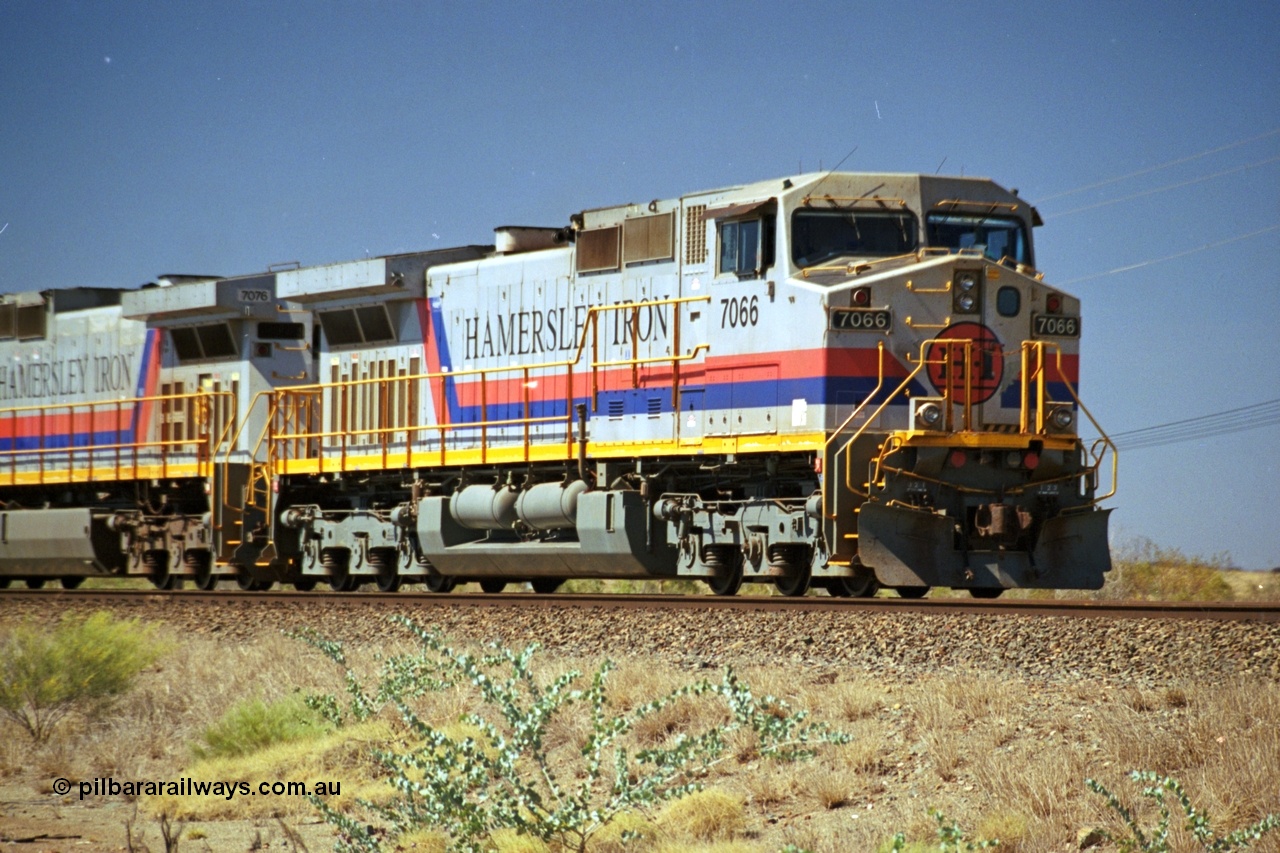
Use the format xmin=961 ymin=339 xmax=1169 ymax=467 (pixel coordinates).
xmin=1102 ymin=539 xmax=1235 ymax=601
xmin=1087 ymin=770 xmax=1280 ymax=851
xmin=0 ymin=611 xmax=161 ymax=742
xmin=296 ymin=615 xmax=848 ymax=853
xmin=192 ymin=692 xmax=330 ymax=759
xmin=881 ymin=809 xmax=998 ymax=851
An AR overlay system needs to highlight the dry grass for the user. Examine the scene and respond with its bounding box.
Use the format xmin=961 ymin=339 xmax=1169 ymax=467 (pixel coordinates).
xmin=657 ymin=789 xmax=746 ymax=842
xmin=2 ymin=610 xmax=1279 ymax=852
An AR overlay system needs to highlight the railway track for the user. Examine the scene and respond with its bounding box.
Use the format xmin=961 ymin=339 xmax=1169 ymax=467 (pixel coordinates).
xmin=2 ymin=588 xmax=1277 ymax=622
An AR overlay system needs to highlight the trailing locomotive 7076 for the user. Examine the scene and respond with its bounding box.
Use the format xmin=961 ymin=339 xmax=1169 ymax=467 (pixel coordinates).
xmin=0 ymin=172 xmax=1115 ymax=597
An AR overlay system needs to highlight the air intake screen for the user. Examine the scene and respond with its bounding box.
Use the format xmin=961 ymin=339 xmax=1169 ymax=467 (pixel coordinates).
xmin=577 ymin=226 xmax=621 ymax=273
xmin=15 ymin=304 xmax=45 ymax=340
xmin=623 ymin=213 xmax=674 ymax=265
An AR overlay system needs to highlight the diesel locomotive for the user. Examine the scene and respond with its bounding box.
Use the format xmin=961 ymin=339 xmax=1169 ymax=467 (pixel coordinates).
xmin=0 ymin=172 xmax=1115 ymax=597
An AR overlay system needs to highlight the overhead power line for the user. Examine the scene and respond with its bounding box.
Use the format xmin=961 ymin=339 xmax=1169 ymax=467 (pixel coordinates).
xmin=1043 ymin=155 xmax=1280 ymax=219
xmin=1037 ymin=126 xmax=1280 ymax=202
xmin=1096 ymin=399 xmax=1280 ymax=451
xmin=1057 ymin=223 xmax=1280 ymax=285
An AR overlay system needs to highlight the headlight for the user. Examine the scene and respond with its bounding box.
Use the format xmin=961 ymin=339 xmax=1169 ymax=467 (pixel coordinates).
xmin=953 ymin=270 xmax=981 ymax=313
xmin=916 ymin=402 xmax=943 ymax=428
xmin=1049 ymin=407 xmax=1074 ymax=431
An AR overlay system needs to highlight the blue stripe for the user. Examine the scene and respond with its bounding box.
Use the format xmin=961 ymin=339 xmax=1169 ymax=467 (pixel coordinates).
xmin=0 ymin=429 xmax=138 ymax=453
xmin=429 ymin=297 xmax=463 ymax=423
xmin=445 ymin=376 xmax=919 ymax=425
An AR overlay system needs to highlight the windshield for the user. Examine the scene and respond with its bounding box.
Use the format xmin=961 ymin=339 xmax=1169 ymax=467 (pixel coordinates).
xmin=790 ymin=209 xmax=918 ymax=267
xmin=926 ymin=213 xmax=1029 ymax=264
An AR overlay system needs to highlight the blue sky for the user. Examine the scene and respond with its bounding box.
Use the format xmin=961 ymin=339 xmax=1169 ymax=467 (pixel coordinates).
xmin=2 ymin=1 xmax=1278 ymax=568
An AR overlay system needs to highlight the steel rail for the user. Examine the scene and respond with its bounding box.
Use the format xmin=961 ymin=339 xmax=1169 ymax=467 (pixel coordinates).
xmin=1 ymin=589 xmax=1277 ymax=622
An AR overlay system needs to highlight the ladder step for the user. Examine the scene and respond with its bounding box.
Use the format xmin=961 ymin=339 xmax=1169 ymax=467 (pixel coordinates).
xmin=842 ymin=533 xmax=858 ymax=540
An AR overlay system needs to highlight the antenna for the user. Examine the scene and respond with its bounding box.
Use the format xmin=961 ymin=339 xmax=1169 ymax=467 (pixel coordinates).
xmin=803 ymin=145 xmax=858 ymax=202
xmin=935 ymin=156 xmax=948 ymax=175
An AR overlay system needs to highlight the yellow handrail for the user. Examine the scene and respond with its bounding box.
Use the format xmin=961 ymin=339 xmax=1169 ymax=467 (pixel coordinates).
xmin=240 ymin=294 xmax=713 ymax=486
xmin=1036 ymin=342 xmax=1118 ymax=504
xmin=825 ymin=337 xmax=1116 ymax=507
xmin=819 ymin=341 xmax=886 ymax=518
xmin=0 ymin=389 xmax=234 ymax=486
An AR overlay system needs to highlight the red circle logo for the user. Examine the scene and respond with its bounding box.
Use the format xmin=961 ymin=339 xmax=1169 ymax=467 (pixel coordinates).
xmin=926 ymin=322 xmax=1004 ymax=404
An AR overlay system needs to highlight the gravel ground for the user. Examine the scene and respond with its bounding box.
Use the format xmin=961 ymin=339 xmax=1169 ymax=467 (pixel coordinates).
xmin=5 ymin=595 xmax=1279 ymax=685
xmin=3 ymin=596 xmax=1279 ymax=852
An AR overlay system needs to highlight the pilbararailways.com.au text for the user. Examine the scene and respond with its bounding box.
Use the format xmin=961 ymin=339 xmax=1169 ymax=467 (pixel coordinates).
xmin=52 ymin=777 xmax=341 ymax=801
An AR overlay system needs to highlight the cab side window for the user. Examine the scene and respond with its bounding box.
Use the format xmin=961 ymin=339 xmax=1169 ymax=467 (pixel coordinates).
xmin=718 ymin=217 xmax=775 ymax=278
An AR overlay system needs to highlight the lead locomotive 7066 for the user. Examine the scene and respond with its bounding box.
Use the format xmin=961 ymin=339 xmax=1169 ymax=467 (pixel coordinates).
xmin=0 ymin=171 xmax=1115 ymax=597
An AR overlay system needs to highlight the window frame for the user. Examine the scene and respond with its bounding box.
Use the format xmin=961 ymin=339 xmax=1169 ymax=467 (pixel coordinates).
xmin=789 ymin=208 xmax=920 ymax=267
xmin=169 ymin=322 xmax=239 ymax=362
xmin=717 ymin=215 xmax=775 ymax=279
xmin=925 ymin=212 xmax=1031 ymax=265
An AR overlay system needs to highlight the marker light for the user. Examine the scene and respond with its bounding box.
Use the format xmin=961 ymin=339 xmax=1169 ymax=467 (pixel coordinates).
xmin=851 ymin=287 xmax=871 ymax=306
xmin=1023 ymin=451 xmax=1041 ymax=470
xmin=1046 ymin=293 xmax=1062 ymax=313
xmin=949 ymin=449 xmax=967 ymax=468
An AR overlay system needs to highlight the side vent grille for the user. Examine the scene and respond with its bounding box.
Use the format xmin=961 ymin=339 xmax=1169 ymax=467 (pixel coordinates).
xmin=684 ymin=205 xmax=707 ymax=265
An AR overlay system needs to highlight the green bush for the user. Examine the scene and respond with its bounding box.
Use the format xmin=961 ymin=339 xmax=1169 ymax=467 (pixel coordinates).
xmin=296 ymin=616 xmax=849 ymax=853
xmin=192 ymin=692 xmax=330 ymax=760
xmin=1087 ymin=771 xmax=1280 ymax=851
xmin=882 ymin=809 xmax=999 ymax=851
xmin=0 ymin=611 xmax=162 ymax=742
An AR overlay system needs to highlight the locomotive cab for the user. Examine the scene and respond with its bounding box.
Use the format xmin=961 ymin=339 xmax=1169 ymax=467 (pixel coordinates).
xmin=747 ymin=173 xmax=1113 ymax=593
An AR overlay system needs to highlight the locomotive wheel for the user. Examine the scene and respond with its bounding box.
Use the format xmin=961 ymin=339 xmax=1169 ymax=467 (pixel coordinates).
xmin=707 ymin=568 xmax=742 ymax=596
xmin=293 ymin=578 xmax=317 ymax=591
xmin=769 ymin=544 xmax=812 ymax=597
xmin=186 ymin=551 xmax=216 ymax=591
xmin=530 ymin=579 xmax=563 ymax=594
xmin=145 ymin=551 xmax=179 ymax=590
xmin=321 ymin=548 xmax=354 ymax=592
xmin=826 ymin=572 xmax=879 ymax=598
xmin=327 ymin=573 xmax=353 ymax=592
xmin=969 ymin=588 xmax=1004 ymax=599
xmin=59 ymin=577 xmax=85 ymax=590
xmin=0 ymin=578 xmax=9 ymax=588
xmin=704 ymin=545 xmax=744 ymax=596
xmin=895 ymin=586 xmax=930 ymax=599
xmin=423 ymin=575 xmax=456 ymax=593
xmin=24 ymin=579 xmax=46 ymax=589
xmin=479 ymin=580 xmax=507 ymax=594
xmin=370 ymin=548 xmax=402 ymax=593
xmin=775 ymin=567 xmax=811 ymax=597
xmin=234 ymin=565 xmax=270 ymax=591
